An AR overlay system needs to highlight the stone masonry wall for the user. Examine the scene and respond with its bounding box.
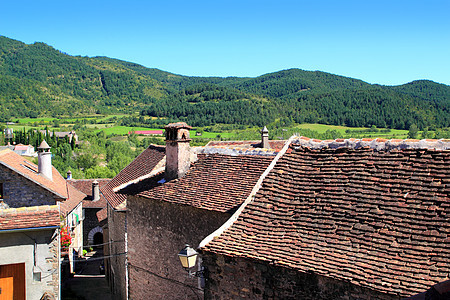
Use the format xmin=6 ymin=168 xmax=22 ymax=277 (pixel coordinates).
xmin=48 ymin=228 xmax=60 ymax=298
xmin=127 ymin=195 xmax=230 ymax=300
xmin=202 ymin=253 xmax=401 ymax=300
xmin=0 ymin=164 xmax=58 ymax=207
xmin=83 ymin=207 xmax=104 ymax=247
xmin=107 ymin=205 xmax=127 ymax=300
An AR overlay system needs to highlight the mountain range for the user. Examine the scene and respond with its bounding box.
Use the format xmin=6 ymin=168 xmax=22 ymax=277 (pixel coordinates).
xmin=0 ymin=35 xmax=449 ymax=130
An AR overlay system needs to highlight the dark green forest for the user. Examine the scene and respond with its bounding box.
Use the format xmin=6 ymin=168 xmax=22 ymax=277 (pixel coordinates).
xmin=1 ymin=36 xmax=449 ymax=130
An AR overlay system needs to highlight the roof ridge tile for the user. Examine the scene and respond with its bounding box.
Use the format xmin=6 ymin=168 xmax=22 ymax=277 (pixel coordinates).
xmin=291 ymin=136 xmax=450 ymax=151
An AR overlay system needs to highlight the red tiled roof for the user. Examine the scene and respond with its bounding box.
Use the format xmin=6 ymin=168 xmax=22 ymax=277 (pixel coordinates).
xmin=0 ymin=149 xmax=68 ymax=199
xmin=129 ymin=130 xmax=163 ymax=135
xmin=60 ymin=182 xmax=86 ymax=215
xmin=14 ymin=144 xmax=30 ymax=151
xmin=68 ymin=179 xmax=110 ymax=208
xmin=206 ymin=140 xmax=286 ymax=152
xmin=202 ymin=145 xmax=450 ymax=297
xmin=102 ymin=145 xmax=166 ymax=209
xmin=137 ymin=154 xmax=274 ymax=213
xmin=0 ymin=205 xmax=60 ymax=231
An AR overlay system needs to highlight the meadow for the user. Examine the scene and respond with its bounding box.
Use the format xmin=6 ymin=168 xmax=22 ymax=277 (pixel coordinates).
xmin=6 ymin=116 xmax=412 ymax=142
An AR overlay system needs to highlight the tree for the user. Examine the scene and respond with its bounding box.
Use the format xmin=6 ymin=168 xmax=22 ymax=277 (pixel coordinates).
xmin=408 ymin=124 xmax=419 ymax=139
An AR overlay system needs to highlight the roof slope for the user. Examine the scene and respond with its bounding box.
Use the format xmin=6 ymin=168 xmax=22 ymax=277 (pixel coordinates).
xmin=206 ymin=140 xmax=286 ymax=152
xmin=202 ymin=144 xmax=450 ymax=297
xmin=0 ymin=149 xmax=68 ymax=199
xmin=137 ymin=153 xmax=274 ymax=213
xmin=0 ymin=205 xmax=59 ymax=231
xmin=102 ymin=145 xmax=166 ymax=209
xmin=60 ymin=183 xmax=87 ymax=215
xmin=68 ymin=179 xmax=110 ymax=208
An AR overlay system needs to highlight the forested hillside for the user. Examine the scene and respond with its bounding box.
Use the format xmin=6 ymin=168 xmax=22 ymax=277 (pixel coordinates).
xmin=1 ymin=36 xmax=449 ymax=130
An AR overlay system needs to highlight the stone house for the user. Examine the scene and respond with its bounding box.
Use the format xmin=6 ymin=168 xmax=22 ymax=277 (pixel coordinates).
xmin=0 ymin=141 xmax=86 ymax=298
xmin=13 ymin=144 xmax=36 ymax=157
xmin=0 ymin=205 xmax=60 ymax=300
xmin=0 ymin=142 xmax=68 ymax=208
xmin=200 ymin=137 xmax=450 ymax=299
xmin=101 ymin=143 xmax=166 ymax=299
xmin=67 ymin=178 xmax=111 ymax=248
xmin=113 ymin=123 xmax=285 ymax=299
xmin=99 ymin=123 xmax=285 ymax=299
xmin=39 ymin=130 xmax=78 ymax=143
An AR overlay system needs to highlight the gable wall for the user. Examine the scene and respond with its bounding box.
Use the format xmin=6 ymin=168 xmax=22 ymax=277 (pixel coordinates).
xmin=127 ymin=195 xmax=230 ymax=300
xmin=0 ymin=164 xmax=58 ymax=207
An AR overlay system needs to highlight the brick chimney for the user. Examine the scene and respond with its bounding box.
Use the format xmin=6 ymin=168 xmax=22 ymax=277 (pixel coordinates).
xmin=92 ymin=180 xmax=100 ymax=201
xmin=38 ymin=140 xmax=52 ymax=181
xmin=261 ymin=126 xmax=269 ymax=149
xmin=165 ymin=122 xmax=192 ymax=181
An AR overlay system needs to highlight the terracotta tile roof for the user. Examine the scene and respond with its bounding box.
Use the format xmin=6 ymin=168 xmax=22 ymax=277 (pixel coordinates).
xmin=0 ymin=149 xmax=68 ymax=199
xmin=14 ymin=144 xmax=30 ymax=151
xmin=102 ymin=145 xmax=166 ymax=209
xmin=206 ymin=140 xmax=286 ymax=152
xmin=129 ymin=130 xmax=163 ymax=135
xmin=137 ymin=154 xmax=274 ymax=213
xmin=291 ymin=136 xmax=450 ymax=151
xmin=68 ymin=179 xmax=110 ymax=208
xmin=60 ymin=182 xmax=86 ymax=215
xmin=0 ymin=205 xmax=60 ymax=231
xmin=96 ymin=207 xmax=107 ymax=222
xmin=202 ymin=144 xmax=450 ymax=297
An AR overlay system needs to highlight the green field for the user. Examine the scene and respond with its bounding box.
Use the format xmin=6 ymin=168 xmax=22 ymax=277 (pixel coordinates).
xmin=296 ymin=123 xmax=409 ymax=138
xmin=3 ymin=117 xmax=414 ymax=141
xmin=94 ymin=126 xmax=163 ymax=135
xmin=191 ymin=130 xmax=234 ymax=139
xmin=15 ymin=117 xmax=57 ymax=124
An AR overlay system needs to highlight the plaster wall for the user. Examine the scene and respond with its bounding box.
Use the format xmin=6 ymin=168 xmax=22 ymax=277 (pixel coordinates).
xmin=67 ymin=203 xmax=83 ymax=253
xmin=0 ymin=229 xmax=59 ymax=299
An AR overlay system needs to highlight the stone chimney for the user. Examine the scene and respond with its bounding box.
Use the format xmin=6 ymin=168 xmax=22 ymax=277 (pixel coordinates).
xmin=38 ymin=140 xmax=52 ymax=181
xmin=261 ymin=126 xmax=269 ymax=149
xmin=92 ymin=180 xmax=100 ymax=201
xmin=165 ymin=122 xmax=192 ymax=181
xmin=67 ymin=170 xmax=72 ymax=180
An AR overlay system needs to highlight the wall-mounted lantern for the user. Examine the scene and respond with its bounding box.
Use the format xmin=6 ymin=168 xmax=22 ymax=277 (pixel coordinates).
xmin=178 ymin=244 xmax=205 ymax=278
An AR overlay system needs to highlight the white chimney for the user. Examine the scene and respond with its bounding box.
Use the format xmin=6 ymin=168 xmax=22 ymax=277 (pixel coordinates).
xmin=38 ymin=140 xmax=52 ymax=181
xmin=92 ymin=180 xmax=100 ymax=201
xmin=165 ymin=122 xmax=192 ymax=181
xmin=261 ymin=126 xmax=269 ymax=149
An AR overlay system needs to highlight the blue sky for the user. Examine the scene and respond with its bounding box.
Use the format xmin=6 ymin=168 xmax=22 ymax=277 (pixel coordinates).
xmin=1 ymin=0 xmax=449 ymax=85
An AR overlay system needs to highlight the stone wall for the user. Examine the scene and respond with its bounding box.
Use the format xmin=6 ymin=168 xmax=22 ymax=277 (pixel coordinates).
xmin=0 ymin=229 xmax=60 ymax=299
xmin=83 ymin=208 xmax=105 ymax=247
xmin=0 ymin=165 xmax=58 ymax=207
xmin=202 ymin=253 xmax=400 ymax=300
xmin=107 ymin=205 xmax=127 ymax=300
xmin=127 ymin=195 xmax=230 ymax=300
